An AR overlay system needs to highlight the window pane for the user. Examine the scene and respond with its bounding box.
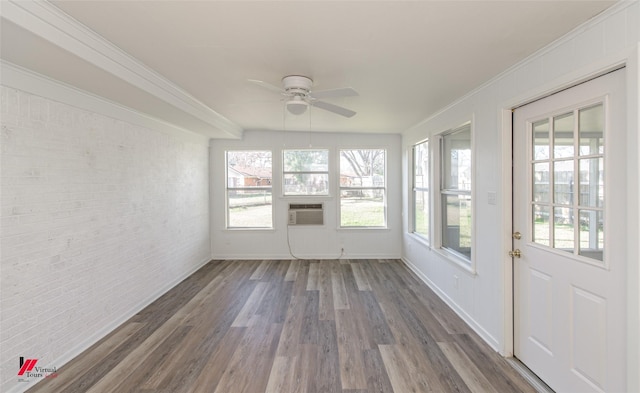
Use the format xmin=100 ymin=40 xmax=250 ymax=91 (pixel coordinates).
xmin=533 ymin=162 xmax=550 ymax=203
xmin=340 ymin=149 xmax=385 ymax=187
xmin=554 ymin=112 xmax=574 ymax=159
xmin=553 ymin=207 xmax=574 ymax=253
xmin=414 ymin=142 xmax=428 ymax=188
xmin=228 ymin=190 xmax=272 ymax=228
xmin=442 ymin=127 xmax=471 ymax=191
xmin=283 ymin=149 xmax=328 ymax=172
xmin=533 ymin=119 xmax=550 ymax=160
xmin=340 ymin=189 xmax=385 ymax=227
xmin=579 ymin=104 xmax=604 ymax=156
xmin=579 ymin=210 xmax=603 ymax=261
xmin=284 ymin=174 xmax=328 ymax=195
xmin=227 ymin=151 xmax=272 ymax=188
xmin=554 ymin=160 xmax=574 ymax=205
xmin=579 ymin=158 xmax=603 ymax=208
xmin=414 ymin=190 xmax=429 ymax=237
xmin=442 ymin=194 xmax=472 ymax=259
xmin=533 ymin=204 xmax=550 ymax=246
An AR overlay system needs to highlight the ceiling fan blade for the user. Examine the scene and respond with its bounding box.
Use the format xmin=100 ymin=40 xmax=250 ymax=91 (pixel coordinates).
xmin=311 ymin=100 xmax=356 ymax=118
xmin=311 ymin=87 xmax=359 ymax=99
xmin=248 ymin=79 xmax=283 ymax=94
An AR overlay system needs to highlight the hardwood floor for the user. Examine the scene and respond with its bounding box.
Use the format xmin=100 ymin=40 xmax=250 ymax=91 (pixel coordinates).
xmin=28 ymin=259 xmax=538 ymax=393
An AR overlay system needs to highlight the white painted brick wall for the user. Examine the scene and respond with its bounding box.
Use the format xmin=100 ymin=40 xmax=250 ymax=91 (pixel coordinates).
xmin=0 ymin=86 xmax=211 ymax=392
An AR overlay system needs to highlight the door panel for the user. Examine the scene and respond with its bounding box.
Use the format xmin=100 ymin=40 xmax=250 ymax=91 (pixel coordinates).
xmin=513 ymin=69 xmax=626 ymax=393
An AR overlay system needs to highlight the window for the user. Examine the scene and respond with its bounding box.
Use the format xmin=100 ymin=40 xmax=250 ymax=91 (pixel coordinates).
xmin=339 ymin=149 xmax=386 ymax=227
xmin=226 ymin=150 xmax=272 ymax=228
xmin=283 ymin=149 xmax=329 ymax=196
xmin=413 ymin=140 xmax=429 ymax=241
xmin=440 ymin=124 xmax=472 ymax=260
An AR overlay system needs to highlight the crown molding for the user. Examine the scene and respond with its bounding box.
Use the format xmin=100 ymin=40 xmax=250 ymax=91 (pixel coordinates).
xmin=1 ymin=0 xmax=243 ymax=139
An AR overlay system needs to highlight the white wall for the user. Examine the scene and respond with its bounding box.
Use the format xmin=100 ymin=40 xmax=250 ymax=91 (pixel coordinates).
xmin=0 ymin=74 xmax=211 ymax=392
xmin=210 ymin=130 xmax=402 ymax=260
xmin=401 ymin=2 xmax=640 ymax=391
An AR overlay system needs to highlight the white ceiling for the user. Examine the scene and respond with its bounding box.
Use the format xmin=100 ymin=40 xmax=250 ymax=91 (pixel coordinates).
xmin=1 ymin=1 xmax=616 ymax=138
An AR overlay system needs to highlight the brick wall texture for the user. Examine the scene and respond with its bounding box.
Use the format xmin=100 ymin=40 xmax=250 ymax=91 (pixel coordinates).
xmin=0 ymin=86 xmax=211 ymax=391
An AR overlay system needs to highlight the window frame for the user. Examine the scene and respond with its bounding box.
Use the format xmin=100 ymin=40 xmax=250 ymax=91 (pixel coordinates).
xmin=412 ymin=139 xmax=430 ymax=243
xmin=437 ymin=122 xmax=475 ymax=269
xmin=225 ymin=150 xmax=273 ymax=229
xmin=282 ymin=148 xmax=330 ymax=197
xmin=338 ymin=148 xmax=387 ymax=229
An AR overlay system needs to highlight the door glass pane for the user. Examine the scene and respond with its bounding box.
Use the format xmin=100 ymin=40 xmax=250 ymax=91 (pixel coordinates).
xmin=533 ymin=162 xmax=550 ymax=203
xmin=553 ymin=207 xmax=574 ymax=253
xmin=579 ymin=104 xmax=604 ymax=156
xmin=533 ymin=119 xmax=550 ymax=160
xmin=579 ymin=158 xmax=603 ymax=208
xmin=579 ymin=210 xmax=603 ymax=261
xmin=532 ymin=204 xmax=550 ymax=246
xmin=442 ymin=194 xmax=472 ymax=259
xmin=554 ymin=160 xmax=574 ymax=205
xmin=554 ymin=112 xmax=574 ymax=159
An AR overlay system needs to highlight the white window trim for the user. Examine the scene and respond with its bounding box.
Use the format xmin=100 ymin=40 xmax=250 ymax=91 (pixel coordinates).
xmin=225 ymin=150 xmax=274 ymax=229
xmin=434 ymin=121 xmax=476 ymax=273
xmin=411 ymin=139 xmax=430 ymax=243
xmin=338 ymin=148 xmax=388 ymax=229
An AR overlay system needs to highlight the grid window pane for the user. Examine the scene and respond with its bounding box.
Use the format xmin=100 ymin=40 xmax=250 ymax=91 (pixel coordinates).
xmin=533 ymin=119 xmax=550 ymax=160
xmin=579 ymin=210 xmax=603 ymax=261
xmin=553 ymin=207 xmax=574 ymax=253
xmin=533 ymin=162 xmax=550 ymax=203
xmin=579 ymin=104 xmax=604 ymax=156
xmin=579 ymin=158 xmax=603 ymax=208
xmin=554 ymin=160 xmax=574 ymax=205
xmin=533 ymin=204 xmax=551 ymax=246
xmin=554 ymin=112 xmax=574 ymax=159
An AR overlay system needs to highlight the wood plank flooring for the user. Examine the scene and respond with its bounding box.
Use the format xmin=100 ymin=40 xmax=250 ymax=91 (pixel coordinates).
xmin=28 ymin=259 xmax=538 ymax=393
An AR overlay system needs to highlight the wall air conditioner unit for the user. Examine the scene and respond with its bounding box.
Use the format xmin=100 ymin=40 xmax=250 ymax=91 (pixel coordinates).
xmin=288 ymin=203 xmax=324 ymax=225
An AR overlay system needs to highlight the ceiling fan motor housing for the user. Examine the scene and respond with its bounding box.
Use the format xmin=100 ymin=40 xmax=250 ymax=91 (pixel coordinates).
xmin=282 ymin=75 xmax=313 ymax=96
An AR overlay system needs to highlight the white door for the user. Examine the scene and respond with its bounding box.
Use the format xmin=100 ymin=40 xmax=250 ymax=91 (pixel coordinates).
xmin=513 ymin=69 xmax=627 ymax=393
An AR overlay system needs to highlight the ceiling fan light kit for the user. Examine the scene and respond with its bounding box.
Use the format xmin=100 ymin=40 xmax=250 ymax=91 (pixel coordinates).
xmin=249 ymin=75 xmax=358 ymax=118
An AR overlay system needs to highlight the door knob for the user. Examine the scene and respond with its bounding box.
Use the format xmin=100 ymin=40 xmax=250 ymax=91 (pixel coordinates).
xmin=513 ymin=232 xmax=522 ymax=240
xmin=509 ymin=249 xmax=522 ymax=258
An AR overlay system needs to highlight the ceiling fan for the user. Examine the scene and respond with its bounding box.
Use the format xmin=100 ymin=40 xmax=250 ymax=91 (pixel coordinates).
xmin=248 ymin=75 xmax=358 ymax=118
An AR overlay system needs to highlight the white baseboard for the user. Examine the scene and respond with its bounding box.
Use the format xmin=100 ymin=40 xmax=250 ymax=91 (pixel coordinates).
xmin=5 ymin=257 xmax=212 ymax=393
xmin=401 ymin=257 xmax=500 ymax=352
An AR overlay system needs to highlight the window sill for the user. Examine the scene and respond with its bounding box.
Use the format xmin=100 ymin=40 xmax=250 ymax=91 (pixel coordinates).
xmin=408 ymin=232 xmax=430 ymax=248
xmin=434 ymin=248 xmax=476 ymax=275
xmin=337 ymin=227 xmax=390 ymax=231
